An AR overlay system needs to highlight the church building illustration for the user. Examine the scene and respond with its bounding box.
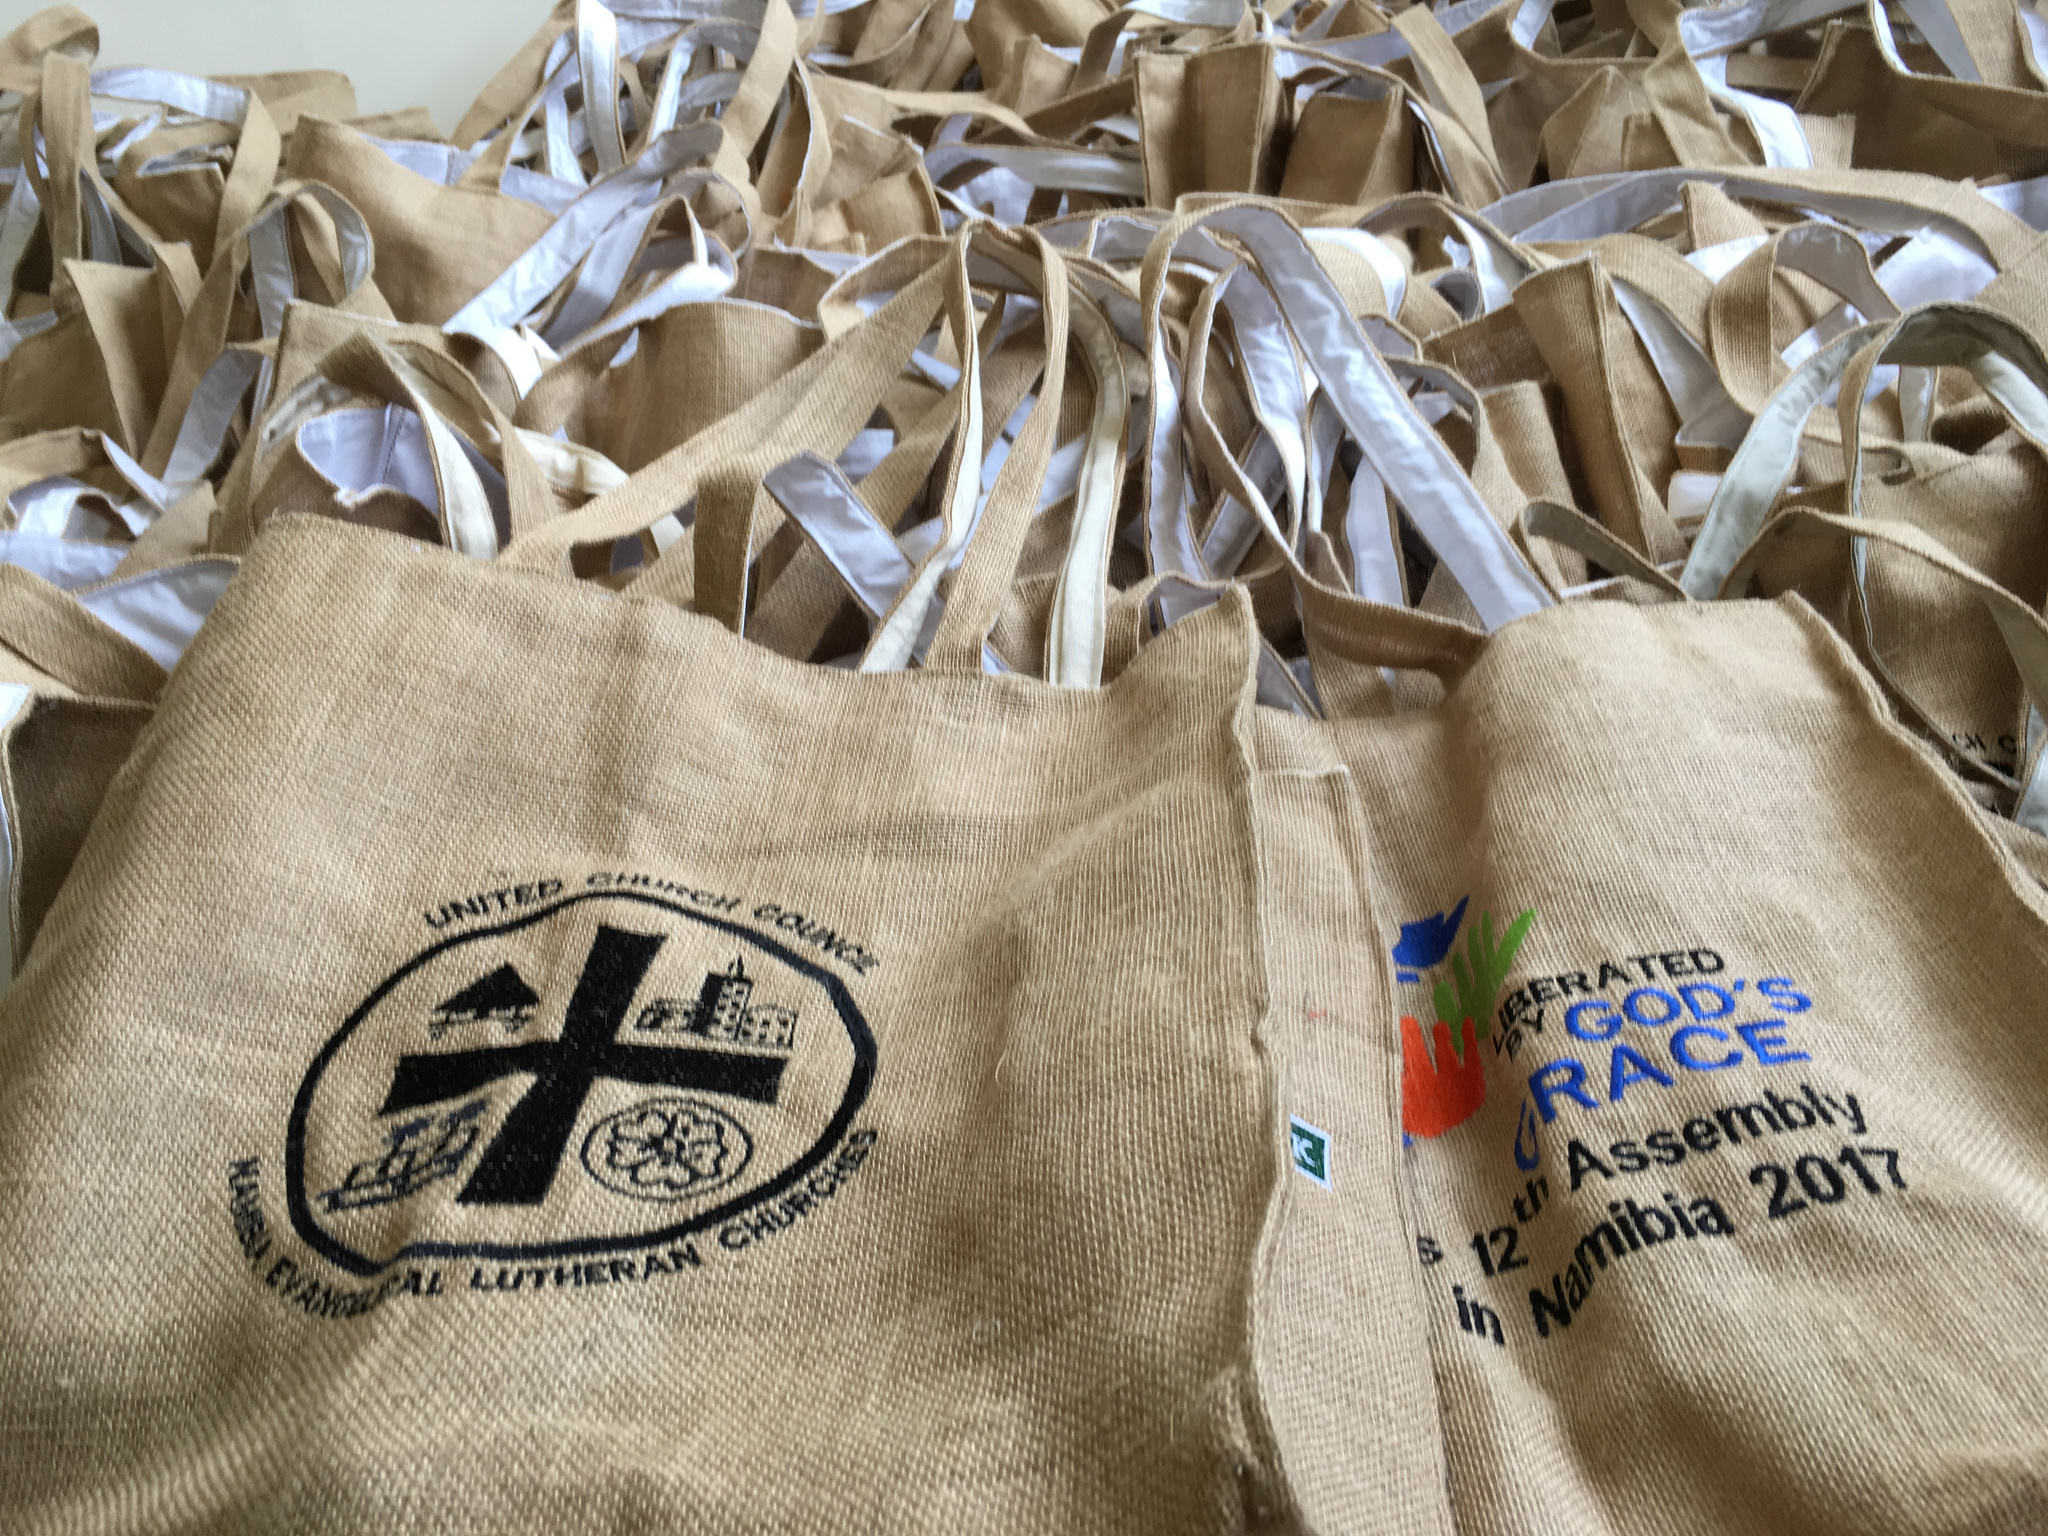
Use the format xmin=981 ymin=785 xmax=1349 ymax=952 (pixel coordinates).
xmin=634 ymin=956 xmax=798 ymax=1051
xmin=430 ymin=963 xmax=540 ymax=1037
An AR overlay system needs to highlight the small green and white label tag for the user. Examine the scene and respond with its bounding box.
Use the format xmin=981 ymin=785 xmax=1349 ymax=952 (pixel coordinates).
xmin=1289 ymin=1116 xmax=1332 ymax=1190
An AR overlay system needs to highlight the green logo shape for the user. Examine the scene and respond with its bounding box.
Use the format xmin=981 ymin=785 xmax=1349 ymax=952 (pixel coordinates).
xmin=1289 ymin=1116 xmax=1332 ymax=1189
xmin=1431 ymin=907 xmax=1537 ymax=1060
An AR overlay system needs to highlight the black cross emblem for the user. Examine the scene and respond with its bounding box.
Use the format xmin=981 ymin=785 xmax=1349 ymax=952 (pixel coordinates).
xmin=378 ymin=924 xmax=787 ymax=1205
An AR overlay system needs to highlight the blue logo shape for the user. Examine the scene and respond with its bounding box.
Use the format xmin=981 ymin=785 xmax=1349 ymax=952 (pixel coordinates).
xmin=1513 ymin=1097 xmax=1542 ymax=1172
xmin=1392 ymin=895 xmax=1469 ymax=984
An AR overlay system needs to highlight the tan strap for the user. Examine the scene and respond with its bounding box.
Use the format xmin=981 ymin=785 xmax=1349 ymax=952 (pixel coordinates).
xmin=498 ymin=260 xmax=953 ymax=575
xmin=213 ymin=91 xmax=282 ymax=260
xmin=919 ymin=230 xmax=1075 ymax=675
xmin=0 ymin=565 xmax=167 ymax=702
xmin=1724 ymin=506 xmax=2048 ymax=831
xmin=1519 ymin=499 xmax=1687 ymax=598
xmin=316 ymin=333 xmax=556 ymax=552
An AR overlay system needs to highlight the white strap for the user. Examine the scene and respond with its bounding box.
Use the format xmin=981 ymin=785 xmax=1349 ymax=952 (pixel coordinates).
xmin=551 ymin=250 xmax=738 ymax=360
xmin=578 ymin=0 xmax=631 ymax=175
xmin=1494 ymin=171 xmax=2004 ymax=261
xmin=923 ymin=144 xmax=1146 ymax=199
xmin=539 ymin=197 xmax=668 ymax=346
xmin=160 ymin=349 xmax=267 ymax=494
xmin=1152 ymin=205 xmax=1551 ymax=627
xmin=89 ymin=67 xmax=251 ymax=124
xmin=1679 ymin=320 xmax=1886 ymax=597
xmin=443 ymin=123 xmax=723 ymax=342
xmin=1676 ymin=0 xmax=1845 ymax=168
xmin=861 ymin=246 xmax=984 ymax=672
xmin=762 ymin=453 xmax=1010 ymax=671
xmin=0 ymin=681 xmax=31 ymax=998
xmin=1047 ymin=285 xmax=1131 ymax=687
xmin=1781 ymin=229 xmax=1998 ymax=368
xmin=1303 ymin=0 xmax=1507 ymax=70
xmin=351 ymin=356 xmax=505 ymax=559
xmin=73 ymin=560 xmax=236 ymax=670
xmin=1609 ymin=277 xmax=1751 ymax=455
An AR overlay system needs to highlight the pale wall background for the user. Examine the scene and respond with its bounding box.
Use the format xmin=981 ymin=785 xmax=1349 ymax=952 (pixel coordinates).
xmin=11 ymin=0 xmax=557 ymax=136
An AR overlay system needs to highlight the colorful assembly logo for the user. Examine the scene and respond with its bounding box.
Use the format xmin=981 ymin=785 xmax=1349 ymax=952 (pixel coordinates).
xmin=285 ymin=890 xmax=875 ymax=1277
xmin=1395 ymin=896 xmax=1535 ymax=1141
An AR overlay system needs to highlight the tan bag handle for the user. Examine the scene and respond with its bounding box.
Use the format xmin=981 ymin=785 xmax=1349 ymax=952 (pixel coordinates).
xmin=1391 ymin=5 xmax=1509 ymax=199
xmin=18 ymin=52 xmax=167 ymax=294
xmin=767 ymin=227 xmax=1085 ymax=676
xmin=1680 ymin=316 xmax=1886 ymax=596
xmin=1139 ymin=198 xmax=1553 ymax=630
xmin=1130 ymin=207 xmax=1523 ymax=710
xmin=651 ymin=239 xmax=969 ymax=620
xmin=1687 ymin=303 xmax=2048 ymax=788
xmin=748 ymin=311 xmax=1040 ymax=665
xmin=876 ymin=228 xmax=1071 ymax=674
xmin=1489 ymin=167 xmax=2039 ymax=271
xmin=313 ymin=334 xmax=558 ymax=553
xmin=1706 ymin=220 xmax=1897 ymax=417
xmin=700 ymin=0 xmax=800 ymax=242
xmin=142 ymin=179 xmax=382 ymax=478
xmin=1635 ymin=30 xmax=1751 ymax=168
xmin=0 ymin=565 xmax=167 ymax=702
xmin=497 ymin=255 xmax=955 ymax=576
xmin=1834 ymin=305 xmax=2048 ymax=778
xmin=102 ymin=73 xmax=286 ymax=267
xmin=0 ymin=7 xmax=95 ymax=97
xmin=1724 ymin=507 xmax=2048 ymax=831
xmin=0 ymin=429 xmax=115 ymax=504
xmin=451 ymin=0 xmax=575 ymax=149
xmin=1357 ymin=192 xmax=1547 ymax=312
xmin=1518 ymin=499 xmax=1687 ymax=598
xmin=748 ymin=231 xmax=1124 ymax=681
xmin=1684 ymin=303 xmax=2048 ymax=598
xmin=211 ymin=88 xmax=283 ymax=260
xmin=1860 ymin=0 xmax=2048 ymax=143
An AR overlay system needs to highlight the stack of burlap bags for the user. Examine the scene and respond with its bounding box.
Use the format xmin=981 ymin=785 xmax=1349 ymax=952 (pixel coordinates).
xmin=0 ymin=1 xmax=2045 ymax=1531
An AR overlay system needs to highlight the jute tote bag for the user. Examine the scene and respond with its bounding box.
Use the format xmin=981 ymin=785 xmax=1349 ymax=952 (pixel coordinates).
xmin=1265 ymin=543 xmax=2048 ymax=1536
xmin=1119 ymin=205 xmax=2048 ymax=1532
xmin=0 ymin=239 xmax=1291 ymax=1535
xmin=282 ymin=118 xmax=555 ymax=326
xmin=1115 ymin=201 xmax=1534 ymax=1533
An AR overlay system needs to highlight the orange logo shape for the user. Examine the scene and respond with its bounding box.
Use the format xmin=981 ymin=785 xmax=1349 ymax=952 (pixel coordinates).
xmin=1400 ymin=1016 xmax=1486 ymax=1138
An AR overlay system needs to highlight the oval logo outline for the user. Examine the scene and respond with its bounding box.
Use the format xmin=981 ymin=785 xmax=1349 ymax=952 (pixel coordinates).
xmin=284 ymin=890 xmax=877 ymax=1276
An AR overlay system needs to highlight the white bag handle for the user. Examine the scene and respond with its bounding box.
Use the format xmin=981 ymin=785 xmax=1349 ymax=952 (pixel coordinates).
xmin=1141 ymin=201 xmax=1552 ymax=629
xmin=1044 ymin=276 xmax=1131 ymax=687
xmin=1723 ymin=508 xmax=2048 ymax=834
xmin=443 ymin=122 xmax=725 ymax=350
xmin=1487 ymin=169 xmax=2027 ymax=265
xmin=766 ymin=237 xmax=1128 ymax=683
xmin=1683 ymin=304 xmax=2048 ymax=596
xmin=1678 ymin=319 xmax=1887 ymax=597
xmin=1685 ymin=303 xmax=2048 ymax=803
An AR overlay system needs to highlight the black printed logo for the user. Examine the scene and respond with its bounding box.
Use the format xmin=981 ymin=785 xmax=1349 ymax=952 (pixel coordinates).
xmin=580 ymin=1096 xmax=752 ymax=1201
xmin=286 ymin=891 xmax=875 ymax=1276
